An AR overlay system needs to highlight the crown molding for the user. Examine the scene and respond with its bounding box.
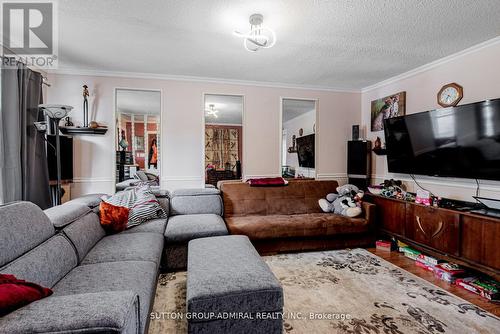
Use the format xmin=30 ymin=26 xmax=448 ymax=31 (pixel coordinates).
xmin=47 ymin=68 xmax=360 ymax=93
xmin=47 ymin=36 xmax=500 ymax=95
xmin=361 ymin=36 xmax=500 ymax=93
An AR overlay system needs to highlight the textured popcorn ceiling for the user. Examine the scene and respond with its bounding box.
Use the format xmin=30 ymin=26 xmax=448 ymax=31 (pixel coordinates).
xmin=57 ymin=0 xmax=500 ymax=90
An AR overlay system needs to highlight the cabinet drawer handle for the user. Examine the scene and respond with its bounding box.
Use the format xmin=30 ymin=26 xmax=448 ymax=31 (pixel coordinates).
xmin=416 ymin=216 xmax=444 ymax=238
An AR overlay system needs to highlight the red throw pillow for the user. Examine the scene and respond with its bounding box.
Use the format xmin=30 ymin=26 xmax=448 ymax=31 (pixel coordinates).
xmin=0 ymin=274 xmax=53 ymax=316
xmin=99 ymin=201 xmax=130 ymax=233
xmin=248 ymin=177 xmax=288 ymax=187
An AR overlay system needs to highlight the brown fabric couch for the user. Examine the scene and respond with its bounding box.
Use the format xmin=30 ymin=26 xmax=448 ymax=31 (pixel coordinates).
xmin=220 ymin=179 xmax=376 ymax=254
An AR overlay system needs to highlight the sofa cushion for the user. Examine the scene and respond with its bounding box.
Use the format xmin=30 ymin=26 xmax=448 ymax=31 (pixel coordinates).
xmin=0 ymin=201 xmax=55 ymax=267
xmin=128 ymin=186 xmax=167 ymax=227
xmin=165 ymin=214 xmax=228 ymax=243
xmin=169 ymin=189 xmax=223 ymax=216
xmin=103 ymin=187 xmax=167 ymax=228
xmin=81 ymin=232 xmax=164 ymax=267
xmin=122 ymin=218 xmax=167 ymax=235
xmin=0 ymin=234 xmax=78 ymax=288
xmin=44 ymin=202 xmax=92 ymax=229
xmin=0 ymin=274 xmax=53 ymax=317
xmin=53 ymin=260 xmax=157 ymax=333
xmin=66 ymin=193 xmax=107 ymax=209
xmin=187 ymin=235 xmax=283 ymax=318
xmin=220 ymin=179 xmax=339 ymax=217
xmin=99 ymin=201 xmax=130 ymax=233
xmin=62 ymin=212 xmax=106 ymax=263
xmin=225 ymin=213 xmax=370 ymax=240
xmin=135 ymin=170 xmax=149 ymax=181
xmin=0 ymin=291 xmax=139 ymax=334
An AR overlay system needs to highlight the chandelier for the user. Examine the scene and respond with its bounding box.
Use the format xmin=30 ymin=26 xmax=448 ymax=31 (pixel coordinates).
xmin=233 ymin=14 xmax=276 ymax=52
xmin=205 ymin=104 xmax=218 ymax=118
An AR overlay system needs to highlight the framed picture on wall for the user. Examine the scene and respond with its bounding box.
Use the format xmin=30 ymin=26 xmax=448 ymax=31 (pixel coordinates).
xmin=371 ymin=91 xmax=406 ymax=131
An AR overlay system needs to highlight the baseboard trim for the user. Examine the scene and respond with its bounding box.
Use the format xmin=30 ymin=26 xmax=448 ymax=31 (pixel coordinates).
xmin=316 ymin=173 xmax=348 ymax=180
xmin=72 ymin=177 xmax=114 ymax=183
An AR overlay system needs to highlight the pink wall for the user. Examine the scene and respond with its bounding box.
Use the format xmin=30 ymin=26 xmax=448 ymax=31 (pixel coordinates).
xmin=361 ymin=38 xmax=500 ymax=201
xmin=46 ymin=74 xmax=360 ymax=196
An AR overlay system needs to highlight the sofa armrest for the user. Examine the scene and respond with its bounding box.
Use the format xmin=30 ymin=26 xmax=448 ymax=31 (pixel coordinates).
xmin=0 ymin=291 xmax=140 ymax=334
xmin=362 ymin=202 xmax=376 ymax=227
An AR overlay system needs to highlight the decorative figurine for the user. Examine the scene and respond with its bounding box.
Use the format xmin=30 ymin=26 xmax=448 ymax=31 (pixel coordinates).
xmin=64 ymin=116 xmax=74 ymax=127
xmin=118 ymin=130 xmax=128 ymax=151
xmin=83 ymin=84 xmax=90 ymax=127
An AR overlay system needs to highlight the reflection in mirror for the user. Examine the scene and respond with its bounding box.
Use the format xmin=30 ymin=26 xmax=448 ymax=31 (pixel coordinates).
xmin=115 ymin=89 xmax=161 ymax=192
xmin=281 ymin=98 xmax=316 ymax=179
xmin=204 ymin=94 xmax=243 ymax=187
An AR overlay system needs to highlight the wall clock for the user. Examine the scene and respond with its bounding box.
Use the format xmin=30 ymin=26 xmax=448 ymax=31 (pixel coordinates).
xmin=437 ymin=83 xmax=463 ymax=108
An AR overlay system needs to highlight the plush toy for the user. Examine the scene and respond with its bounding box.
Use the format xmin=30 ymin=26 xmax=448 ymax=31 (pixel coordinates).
xmin=319 ymin=184 xmax=364 ymax=217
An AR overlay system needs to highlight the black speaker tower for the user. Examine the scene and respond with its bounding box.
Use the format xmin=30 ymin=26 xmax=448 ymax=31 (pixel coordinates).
xmin=347 ymin=140 xmax=371 ymax=190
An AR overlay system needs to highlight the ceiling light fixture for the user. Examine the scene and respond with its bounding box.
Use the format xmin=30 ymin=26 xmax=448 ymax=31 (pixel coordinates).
xmin=206 ymin=104 xmax=218 ymax=118
xmin=233 ymin=14 xmax=276 ymax=52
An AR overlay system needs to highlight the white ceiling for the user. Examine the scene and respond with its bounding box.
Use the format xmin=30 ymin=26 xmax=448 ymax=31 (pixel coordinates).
xmin=116 ymin=89 xmax=161 ymax=115
xmin=205 ymin=94 xmax=243 ymax=125
xmin=282 ymin=99 xmax=315 ymax=122
xmin=57 ymin=0 xmax=500 ymax=90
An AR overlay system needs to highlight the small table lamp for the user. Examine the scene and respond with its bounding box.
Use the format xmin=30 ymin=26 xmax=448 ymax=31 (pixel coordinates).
xmin=38 ymin=104 xmax=73 ymax=206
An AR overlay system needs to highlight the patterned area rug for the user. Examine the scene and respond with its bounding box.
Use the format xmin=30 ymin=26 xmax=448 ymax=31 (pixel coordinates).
xmin=149 ymin=248 xmax=500 ymax=334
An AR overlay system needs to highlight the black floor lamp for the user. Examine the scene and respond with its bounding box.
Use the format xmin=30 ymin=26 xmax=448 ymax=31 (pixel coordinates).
xmin=38 ymin=104 xmax=73 ymax=206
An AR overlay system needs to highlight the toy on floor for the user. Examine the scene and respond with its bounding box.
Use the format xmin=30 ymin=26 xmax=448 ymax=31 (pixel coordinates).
xmin=318 ymin=184 xmax=364 ymax=217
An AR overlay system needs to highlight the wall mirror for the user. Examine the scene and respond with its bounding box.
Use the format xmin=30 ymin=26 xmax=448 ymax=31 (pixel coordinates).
xmin=281 ymin=98 xmax=317 ymax=178
xmin=204 ymin=94 xmax=243 ymax=186
xmin=115 ymin=89 xmax=161 ymax=192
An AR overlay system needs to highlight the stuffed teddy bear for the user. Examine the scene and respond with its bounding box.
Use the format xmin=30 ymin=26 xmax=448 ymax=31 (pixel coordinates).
xmin=318 ymin=184 xmax=364 ymax=217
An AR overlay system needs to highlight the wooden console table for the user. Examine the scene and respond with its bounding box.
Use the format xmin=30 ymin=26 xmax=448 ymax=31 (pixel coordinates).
xmin=366 ymin=194 xmax=500 ymax=280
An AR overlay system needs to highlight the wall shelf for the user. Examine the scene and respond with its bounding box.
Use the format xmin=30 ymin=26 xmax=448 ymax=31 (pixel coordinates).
xmin=60 ymin=127 xmax=108 ymax=135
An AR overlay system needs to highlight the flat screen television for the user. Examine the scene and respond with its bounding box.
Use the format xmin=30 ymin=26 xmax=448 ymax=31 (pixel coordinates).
xmin=296 ymin=134 xmax=315 ymax=168
xmin=384 ymin=98 xmax=500 ymax=181
xmin=47 ymin=135 xmax=73 ymax=181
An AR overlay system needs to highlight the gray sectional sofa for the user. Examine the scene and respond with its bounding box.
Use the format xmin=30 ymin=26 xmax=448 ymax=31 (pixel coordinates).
xmin=0 ymin=187 xmax=231 ymax=333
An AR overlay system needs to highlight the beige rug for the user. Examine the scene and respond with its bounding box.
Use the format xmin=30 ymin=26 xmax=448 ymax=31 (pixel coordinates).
xmin=149 ymin=248 xmax=500 ymax=334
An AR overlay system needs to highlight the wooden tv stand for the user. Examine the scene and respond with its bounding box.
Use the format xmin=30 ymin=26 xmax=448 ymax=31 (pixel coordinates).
xmin=366 ymin=194 xmax=500 ymax=280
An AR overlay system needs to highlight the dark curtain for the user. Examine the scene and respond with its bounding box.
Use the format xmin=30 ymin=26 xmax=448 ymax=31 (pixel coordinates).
xmin=0 ymin=60 xmax=51 ymax=208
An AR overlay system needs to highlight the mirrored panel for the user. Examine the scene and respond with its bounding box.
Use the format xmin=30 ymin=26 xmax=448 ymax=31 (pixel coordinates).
xmin=204 ymin=94 xmax=243 ymax=186
xmin=281 ymin=98 xmax=316 ymax=178
xmin=115 ymin=89 xmax=161 ymax=192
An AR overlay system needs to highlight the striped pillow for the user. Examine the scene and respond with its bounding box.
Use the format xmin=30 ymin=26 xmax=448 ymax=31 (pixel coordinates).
xmin=103 ymin=186 xmax=167 ymax=228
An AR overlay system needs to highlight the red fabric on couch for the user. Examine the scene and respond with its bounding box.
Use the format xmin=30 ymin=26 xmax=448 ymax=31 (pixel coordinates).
xmin=247 ymin=177 xmax=288 ymax=187
xmin=0 ymin=274 xmax=53 ymax=316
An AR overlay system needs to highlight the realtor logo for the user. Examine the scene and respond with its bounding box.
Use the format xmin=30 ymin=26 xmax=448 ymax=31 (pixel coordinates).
xmin=1 ymin=1 xmax=58 ymax=68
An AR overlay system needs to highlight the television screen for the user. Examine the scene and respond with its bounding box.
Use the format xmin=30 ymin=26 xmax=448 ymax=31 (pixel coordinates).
xmin=384 ymin=98 xmax=500 ymax=180
xmin=47 ymin=135 xmax=73 ymax=181
xmin=296 ymin=134 xmax=315 ymax=168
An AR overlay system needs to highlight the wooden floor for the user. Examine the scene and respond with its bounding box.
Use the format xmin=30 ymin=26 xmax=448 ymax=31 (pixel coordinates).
xmin=367 ymin=248 xmax=500 ymax=317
